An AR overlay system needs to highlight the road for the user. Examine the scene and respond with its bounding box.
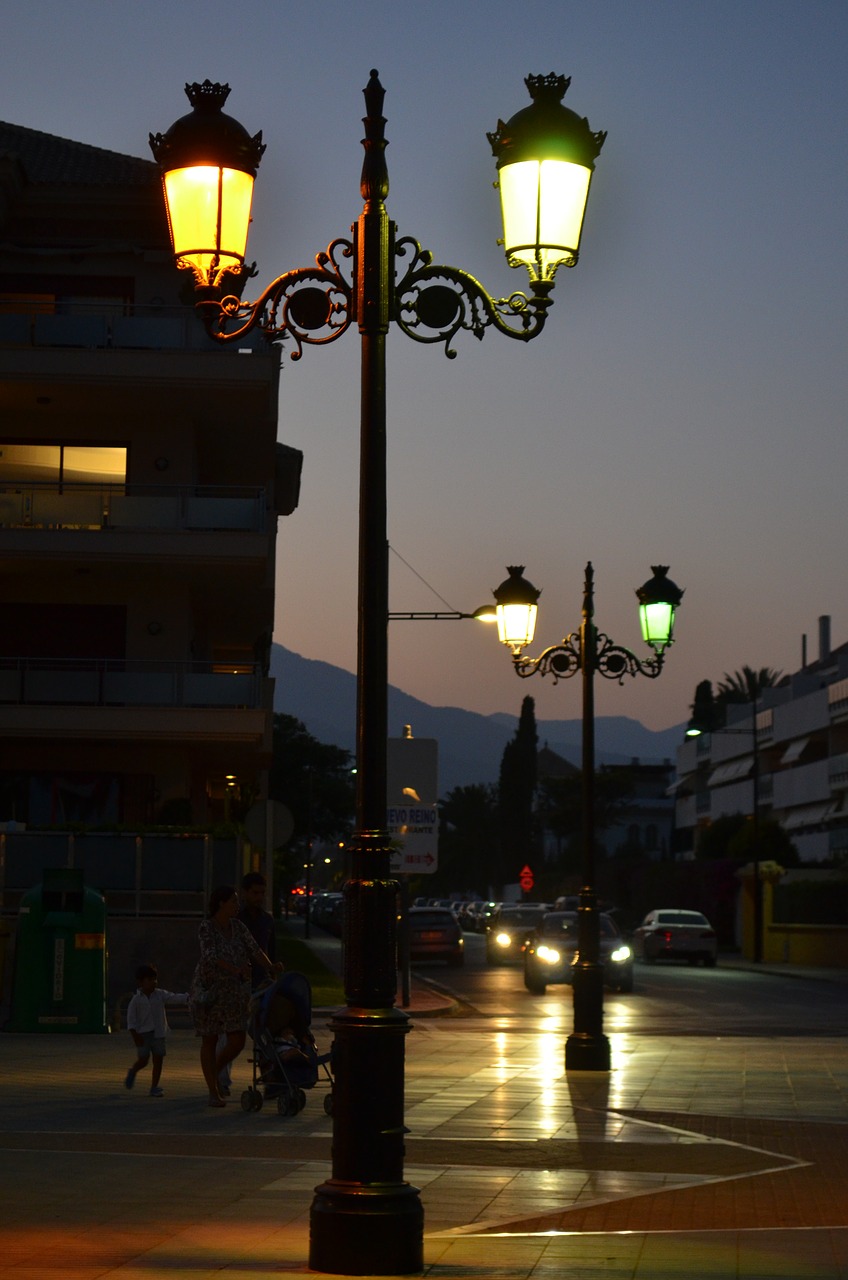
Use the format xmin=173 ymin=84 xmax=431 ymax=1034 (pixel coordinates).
xmin=421 ymin=929 xmax=848 ymax=1037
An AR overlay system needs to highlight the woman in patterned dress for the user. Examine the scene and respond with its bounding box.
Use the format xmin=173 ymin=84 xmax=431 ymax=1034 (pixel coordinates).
xmin=192 ymin=885 xmax=281 ymax=1107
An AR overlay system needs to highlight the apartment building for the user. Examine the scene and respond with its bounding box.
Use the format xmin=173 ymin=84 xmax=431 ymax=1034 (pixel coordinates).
xmin=0 ymin=120 xmax=299 ymax=845
xmin=675 ymin=617 xmax=848 ymax=863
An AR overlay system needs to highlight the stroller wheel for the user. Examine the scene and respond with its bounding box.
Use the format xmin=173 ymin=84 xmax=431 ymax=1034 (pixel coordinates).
xmin=241 ymin=1088 xmax=263 ymax=1113
xmin=296 ymin=1088 xmax=307 ymax=1112
xmin=277 ymin=1092 xmax=298 ymax=1117
xmin=323 ymin=1091 xmax=334 ymax=1116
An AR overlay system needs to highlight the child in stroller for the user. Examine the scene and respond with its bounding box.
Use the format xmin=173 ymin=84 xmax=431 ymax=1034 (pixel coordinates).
xmin=240 ymin=971 xmax=333 ymax=1116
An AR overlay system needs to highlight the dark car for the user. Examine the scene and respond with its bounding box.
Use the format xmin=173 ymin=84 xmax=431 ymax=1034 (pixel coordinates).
xmin=523 ymin=911 xmax=634 ymax=994
xmin=485 ymin=904 xmax=549 ymax=964
xmin=632 ymin=909 xmax=718 ymax=966
xmin=407 ymin=907 xmax=464 ymax=967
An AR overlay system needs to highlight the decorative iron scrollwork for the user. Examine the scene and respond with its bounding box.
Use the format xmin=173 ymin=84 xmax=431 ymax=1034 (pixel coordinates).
xmin=202 ymin=239 xmax=355 ymax=356
xmin=513 ymin=631 xmax=665 ymax=683
xmin=393 ymin=236 xmax=552 ymax=357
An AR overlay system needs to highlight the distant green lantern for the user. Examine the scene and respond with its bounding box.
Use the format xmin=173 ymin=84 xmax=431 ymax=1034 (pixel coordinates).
xmin=488 ymin=74 xmax=606 ymax=282
xmin=635 ymin=565 xmax=684 ymax=655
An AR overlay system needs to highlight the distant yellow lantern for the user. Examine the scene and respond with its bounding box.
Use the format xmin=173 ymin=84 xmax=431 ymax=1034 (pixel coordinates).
xmin=492 ymin=565 xmax=542 ymax=653
xmin=488 ymin=74 xmax=606 ymax=282
xmin=149 ymin=81 xmax=265 ymax=288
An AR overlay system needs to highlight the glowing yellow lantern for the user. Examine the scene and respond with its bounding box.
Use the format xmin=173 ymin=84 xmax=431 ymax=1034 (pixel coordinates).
xmin=149 ymin=80 xmax=265 ymax=288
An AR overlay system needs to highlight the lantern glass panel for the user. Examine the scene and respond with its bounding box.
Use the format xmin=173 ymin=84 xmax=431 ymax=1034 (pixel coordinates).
xmin=163 ymin=165 xmax=254 ymax=276
xmin=639 ymin=600 xmax=675 ymax=652
xmin=499 ymin=159 xmax=590 ymax=274
xmin=497 ymin=602 xmax=538 ymax=650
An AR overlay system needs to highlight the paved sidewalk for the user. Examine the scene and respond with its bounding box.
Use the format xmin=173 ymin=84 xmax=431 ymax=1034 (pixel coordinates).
xmin=2 ymin=963 xmax=848 ymax=1280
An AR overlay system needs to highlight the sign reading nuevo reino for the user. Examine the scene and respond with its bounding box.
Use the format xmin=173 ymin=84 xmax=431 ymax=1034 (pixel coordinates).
xmin=387 ymin=730 xmax=438 ymax=874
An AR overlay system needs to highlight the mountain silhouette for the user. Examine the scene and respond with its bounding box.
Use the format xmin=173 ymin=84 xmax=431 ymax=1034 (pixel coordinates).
xmin=271 ymin=645 xmax=683 ymax=796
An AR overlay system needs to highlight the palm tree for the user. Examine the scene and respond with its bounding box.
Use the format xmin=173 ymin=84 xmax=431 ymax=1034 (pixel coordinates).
xmin=716 ymin=666 xmax=783 ymax=707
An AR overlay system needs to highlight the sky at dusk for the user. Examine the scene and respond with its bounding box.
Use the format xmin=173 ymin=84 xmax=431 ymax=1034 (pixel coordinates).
xmin=4 ymin=1 xmax=847 ymax=734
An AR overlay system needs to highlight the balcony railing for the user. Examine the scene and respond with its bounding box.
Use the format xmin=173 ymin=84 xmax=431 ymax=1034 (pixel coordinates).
xmin=0 ymin=482 xmax=267 ymax=533
xmin=0 ymin=659 xmax=262 ymax=709
xmin=0 ymin=299 xmax=267 ymax=353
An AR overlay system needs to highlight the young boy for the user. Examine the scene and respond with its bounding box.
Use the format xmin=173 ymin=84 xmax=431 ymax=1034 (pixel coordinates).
xmin=125 ymin=964 xmax=189 ymax=1097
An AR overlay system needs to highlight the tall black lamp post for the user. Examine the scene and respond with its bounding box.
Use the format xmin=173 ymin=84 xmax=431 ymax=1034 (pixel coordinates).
xmin=492 ymin=562 xmax=683 ymax=1071
xmin=151 ymin=71 xmax=605 ymax=1275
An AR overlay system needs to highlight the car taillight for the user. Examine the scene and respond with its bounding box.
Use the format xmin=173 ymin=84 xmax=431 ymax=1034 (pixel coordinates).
xmin=662 ymin=930 xmax=673 ymax=942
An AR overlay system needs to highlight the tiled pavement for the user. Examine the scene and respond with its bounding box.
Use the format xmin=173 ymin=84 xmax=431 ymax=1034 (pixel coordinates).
xmin=2 ymin=981 xmax=848 ymax=1280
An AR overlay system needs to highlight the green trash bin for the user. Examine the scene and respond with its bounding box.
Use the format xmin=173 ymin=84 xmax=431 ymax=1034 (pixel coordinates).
xmin=9 ymin=868 xmax=109 ymax=1033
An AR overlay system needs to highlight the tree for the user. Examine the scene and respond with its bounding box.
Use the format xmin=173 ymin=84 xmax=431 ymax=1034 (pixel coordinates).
xmin=436 ymin=783 xmax=499 ymax=897
xmin=497 ymin=695 xmax=538 ymax=889
xmin=716 ymin=666 xmax=783 ymax=708
xmin=689 ymin=679 xmax=721 ymax=733
xmin=536 ymin=766 xmax=636 ymax=879
xmin=696 ymin=811 xmax=798 ymax=865
xmin=268 ymin=714 xmax=355 ymax=852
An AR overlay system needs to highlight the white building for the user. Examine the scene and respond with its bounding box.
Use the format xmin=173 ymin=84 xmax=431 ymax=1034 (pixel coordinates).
xmin=675 ymin=617 xmax=848 ymax=864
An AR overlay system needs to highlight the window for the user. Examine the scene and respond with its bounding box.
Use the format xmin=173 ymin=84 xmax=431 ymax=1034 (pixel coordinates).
xmin=0 ymin=443 xmax=127 ymax=488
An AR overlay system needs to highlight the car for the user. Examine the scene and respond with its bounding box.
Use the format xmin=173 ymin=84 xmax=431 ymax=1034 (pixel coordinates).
xmin=485 ymin=904 xmax=549 ymax=964
xmin=407 ymin=907 xmax=464 ymax=967
xmin=455 ymin=901 xmax=483 ymax=931
xmin=632 ymin=908 xmax=718 ymax=967
xmin=474 ymin=901 xmax=501 ymax=933
xmin=523 ymin=911 xmax=634 ymax=994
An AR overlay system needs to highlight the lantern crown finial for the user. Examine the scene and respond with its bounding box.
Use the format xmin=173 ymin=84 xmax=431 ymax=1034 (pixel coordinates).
xmin=524 ymin=73 xmax=571 ymax=104
xmin=184 ymin=80 xmax=232 ymax=112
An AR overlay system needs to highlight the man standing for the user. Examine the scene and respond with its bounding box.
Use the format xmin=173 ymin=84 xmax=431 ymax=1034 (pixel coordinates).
xmin=217 ymin=872 xmax=278 ymax=1095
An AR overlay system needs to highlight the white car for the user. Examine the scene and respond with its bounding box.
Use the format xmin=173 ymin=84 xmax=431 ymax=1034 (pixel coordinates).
xmin=632 ymin=909 xmax=718 ymax=967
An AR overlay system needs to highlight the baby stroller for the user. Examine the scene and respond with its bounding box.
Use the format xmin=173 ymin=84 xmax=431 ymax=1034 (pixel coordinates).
xmin=240 ymin=971 xmax=334 ymax=1117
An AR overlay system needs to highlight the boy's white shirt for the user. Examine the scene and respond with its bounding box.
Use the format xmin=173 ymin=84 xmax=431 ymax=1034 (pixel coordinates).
xmin=127 ymin=988 xmax=189 ymax=1037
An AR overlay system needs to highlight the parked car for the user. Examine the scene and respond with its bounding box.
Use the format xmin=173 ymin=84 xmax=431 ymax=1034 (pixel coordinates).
xmin=485 ymin=904 xmax=549 ymax=964
xmin=523 ymin=911 xmax=634 ymax=994
xmin=632 ymin=908 xmax=718 ymax=967
xmin=456 ymin=901 xmax=484 ymax=931
xmin=474 ymin=901 xmax=500 ymax=933
xmin=407 ymin=907 xmax=464 ymax=967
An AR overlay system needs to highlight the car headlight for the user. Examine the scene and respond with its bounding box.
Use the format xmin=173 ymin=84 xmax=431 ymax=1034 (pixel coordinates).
xmin=495 ymin=932 xmax=512 ymax=948
xmin=610 ymin=945 xmax=631 ymax=964
xmin=536 ymin=945 xmax=561 ymax=964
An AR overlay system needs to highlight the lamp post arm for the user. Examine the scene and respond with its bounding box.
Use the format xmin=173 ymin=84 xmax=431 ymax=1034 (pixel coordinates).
xmin=198 ymin=240 xmax=355 ymax=352
xmin=393 ymin=237 xmax=553 ymax=356
xmin=512 ymin=631 xmax=665 ymax=684
xmin=389 ymin=611 xmax=476 ymax=621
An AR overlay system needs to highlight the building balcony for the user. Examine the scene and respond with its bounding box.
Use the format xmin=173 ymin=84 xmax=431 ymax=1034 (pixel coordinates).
xmin=0 ymin=659 xmax=272 ymax=744
xmin=0 ymin=482 xmax=271 ymax=564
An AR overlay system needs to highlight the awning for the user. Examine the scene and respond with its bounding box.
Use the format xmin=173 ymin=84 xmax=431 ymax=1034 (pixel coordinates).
xmin=781 ymin=737 xmax=809 ymax=764
xmin=709 ymin=757 xmax=754 ymax=786
xmin=781 ymin=803 xmax=831 ymax=829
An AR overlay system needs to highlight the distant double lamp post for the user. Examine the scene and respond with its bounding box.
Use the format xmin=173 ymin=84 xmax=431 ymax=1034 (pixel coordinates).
xmin=490 ymin=562 xmax=684 ymax=1072
xmin=151 ymin=70 xmax=605 ymax=1276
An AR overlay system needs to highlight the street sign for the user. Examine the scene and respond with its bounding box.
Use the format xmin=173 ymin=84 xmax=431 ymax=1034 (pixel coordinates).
xmin=387 ymin=733 xmax=438 ymax=874
xmin=387 ymin=803 xmax=438 ymax=874
xmin=519 ymin=864 xmax=535 ymax=892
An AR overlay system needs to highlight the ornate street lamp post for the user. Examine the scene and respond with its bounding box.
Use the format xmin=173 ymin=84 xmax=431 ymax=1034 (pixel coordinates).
xmin=151 ymin=71 xmax=604 ymax=1275
xmin=493 ymin=562 xmax=683 ymax=1071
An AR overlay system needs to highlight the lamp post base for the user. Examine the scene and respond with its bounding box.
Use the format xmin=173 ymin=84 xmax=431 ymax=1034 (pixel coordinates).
xmin=310 ymin=1181 xmax=424 ymax=1275
xmin=565 ymin=1029 xmax=611 ymax=1072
